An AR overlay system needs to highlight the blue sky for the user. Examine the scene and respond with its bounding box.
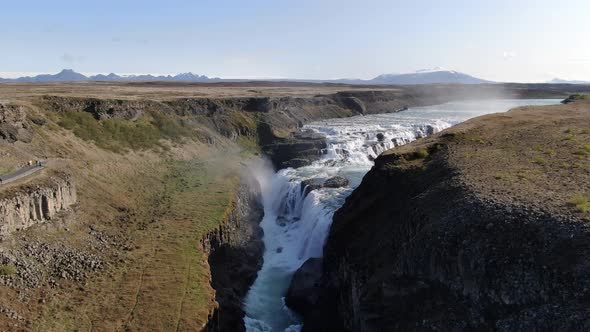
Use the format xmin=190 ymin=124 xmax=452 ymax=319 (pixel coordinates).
xmin=1 ymin=0 xmax=589 ymax=82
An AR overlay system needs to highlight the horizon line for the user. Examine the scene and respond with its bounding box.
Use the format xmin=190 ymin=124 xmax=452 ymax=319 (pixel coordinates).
xmin=0 ymin=69 xmax=582 ymax=84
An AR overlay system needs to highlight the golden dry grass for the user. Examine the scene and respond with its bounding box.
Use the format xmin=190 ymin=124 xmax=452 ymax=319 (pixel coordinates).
xmin=0 ymin=100 xmax=253 ymax=331
xmin=0 ymin=81 xmax=402 ymax=101
xmin=385 ymin=99 xmax=590 ymax=219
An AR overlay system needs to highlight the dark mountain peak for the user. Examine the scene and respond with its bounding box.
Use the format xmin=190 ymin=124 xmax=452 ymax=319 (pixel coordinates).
xmin=0 ymin=70 xmax=216 ymax=83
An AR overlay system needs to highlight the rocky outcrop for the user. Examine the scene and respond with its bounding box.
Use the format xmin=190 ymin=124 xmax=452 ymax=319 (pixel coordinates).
xmin=301 ymin=176 xmax=349 ymax=196
xmin=299 ymin=103 xmax=590 ymax=331
xmin=39 ymin=96 xmax=158 ymax=120
xmin=562 ymin=93 xmax=589 ymax=104
xmin=323 ymin=176 xmax=349 ymax=188
xmin=285 ymin=258 xmax=323 ymax=317
xmin=263 ymin=130 xmax=328 ymax=169
xmin=202 ymin=175 xmax=265 ymax=332
xmin=0 ymin=173 xmax=76 ymax=238
xmin=0 ymin=103 xmax=33 ymax=143
xmin=337 ymin=96 xmax=366 ymax=114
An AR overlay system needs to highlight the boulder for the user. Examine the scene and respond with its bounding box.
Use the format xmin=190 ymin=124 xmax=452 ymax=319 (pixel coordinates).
xmin=301 ymin=176 xmax=349 ymax=196
xmin=285 ymin=258 xmax=323 ymax=317
xmin=323 ymin=176 xmax=350 ymax=188
xmin=301 ymin=178 xmax=323 ymax=196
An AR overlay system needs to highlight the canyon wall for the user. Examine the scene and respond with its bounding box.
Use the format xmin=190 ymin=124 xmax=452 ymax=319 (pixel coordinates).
xmin=0 ymin=173 xmax=76 ymax=238
xmin=201 ymin=175 xmax=264 ymax=332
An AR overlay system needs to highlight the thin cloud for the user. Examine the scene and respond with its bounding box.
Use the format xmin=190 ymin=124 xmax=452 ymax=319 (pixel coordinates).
xmin=568 ymin=58 xmax=590 ymax=64
xmin=60 ymin=53 xmax=86 ymax=64
xmin=111 ymin=37 xmax=149 ymax=45
xmin=502 ymin=51 xmax=517 ymax=60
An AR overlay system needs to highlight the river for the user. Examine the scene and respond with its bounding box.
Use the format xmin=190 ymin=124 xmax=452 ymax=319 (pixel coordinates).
xmin=243 ymin=99 xmax=560 ymax=332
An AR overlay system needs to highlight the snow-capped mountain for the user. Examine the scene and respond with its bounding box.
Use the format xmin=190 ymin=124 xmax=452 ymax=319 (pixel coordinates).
xmin=371 ymin=67 xmax=490 ymax=84
xmin=548 ymin=78 xmax=590 ymax=85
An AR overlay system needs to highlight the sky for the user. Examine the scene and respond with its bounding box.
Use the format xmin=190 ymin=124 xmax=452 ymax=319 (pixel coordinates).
xmin=1 ymin=0 xmax=589 ymax=82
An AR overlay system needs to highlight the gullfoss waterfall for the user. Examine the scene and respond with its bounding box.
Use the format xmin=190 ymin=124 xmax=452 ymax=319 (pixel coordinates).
xmin=243 ymin=99 xmax=560 ymax=331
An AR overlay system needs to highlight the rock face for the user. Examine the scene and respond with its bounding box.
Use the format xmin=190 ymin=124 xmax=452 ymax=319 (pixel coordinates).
xmin=202 ymin=175 xmax=265 ymax=332
xmin=302 ymin=103 xmax=590 ymax=331
xmin=263 ymin=130 xmax=328 ymax=170
xmin=285 ymin=258 xmax=323 ymax=317
xmin=0 ymin=103 xmax=33 ymax=143
xmin=0 ymin=173 xmax=76 ymax=238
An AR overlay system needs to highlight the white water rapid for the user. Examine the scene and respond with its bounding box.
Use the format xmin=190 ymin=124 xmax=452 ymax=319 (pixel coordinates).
xmin=243 ymin=99 xmax=560 ymax=331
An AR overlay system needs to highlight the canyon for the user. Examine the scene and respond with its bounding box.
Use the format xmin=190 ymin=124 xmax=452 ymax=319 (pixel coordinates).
xmin=0 ymin=82 xmax=587 ymax=331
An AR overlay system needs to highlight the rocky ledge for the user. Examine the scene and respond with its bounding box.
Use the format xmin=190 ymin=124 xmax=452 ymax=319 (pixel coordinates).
xmin=300 ymin=176 xmax=350 ymax=196
xmin=263 ymin=130 xmax=328 ymax=169
xmin=292 ymin=99 xmax=590 ymax=331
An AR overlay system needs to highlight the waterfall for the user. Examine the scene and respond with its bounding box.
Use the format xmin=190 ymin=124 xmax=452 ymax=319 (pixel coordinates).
xmin=243 ymin=99 xmax=561 ymax=332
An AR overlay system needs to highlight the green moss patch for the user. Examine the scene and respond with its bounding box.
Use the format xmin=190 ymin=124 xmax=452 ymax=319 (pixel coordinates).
xmin=0 ymin=265 xmax=16 ymax=276
xmin=568 ymin=194 xmax=590 ymax=213
xmin=407 ymin=148 xmax=429 ymax=161
xmin=56 ymin=111 xmax=194 ymax=152
xmin=573 ymin=144 xmax=590 ymax=156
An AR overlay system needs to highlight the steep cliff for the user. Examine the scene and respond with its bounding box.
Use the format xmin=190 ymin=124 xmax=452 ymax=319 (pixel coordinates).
xmin=37 ymin=87 xmax=497 ymax=170
xmin=0 ymin=173 xmax=76 ymax=238
xmin=303 ymin=100 xmax=590 ymax=331
xmin=202 ymin=175 xmax=265 ymax=332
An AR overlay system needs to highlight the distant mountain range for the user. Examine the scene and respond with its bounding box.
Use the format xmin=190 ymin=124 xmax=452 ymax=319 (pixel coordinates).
xmin=0 ymin=68 xmax=493 ymax=85
xmin=547 ymin=78 xmax=590 ymax=85
xmin=0 ymin=69 xmax=218 ymax=83
xmin=369 ymin=67 xmax=490 ymax=84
